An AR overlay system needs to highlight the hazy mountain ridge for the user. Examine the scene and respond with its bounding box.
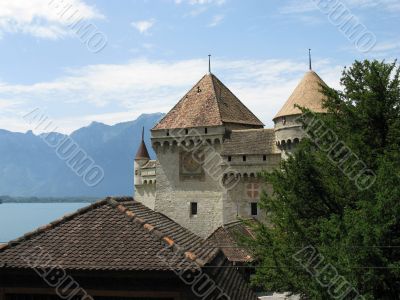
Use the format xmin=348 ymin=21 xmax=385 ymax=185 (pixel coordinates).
xmin=0 ymin=113 xmax=164 ymax=197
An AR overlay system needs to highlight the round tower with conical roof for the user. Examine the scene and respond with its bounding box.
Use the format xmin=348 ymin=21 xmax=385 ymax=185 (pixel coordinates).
xmin=134 ymin=127 xmax=150 ymax=186
xmin=273 ymin=70 xmax=327 ymax=157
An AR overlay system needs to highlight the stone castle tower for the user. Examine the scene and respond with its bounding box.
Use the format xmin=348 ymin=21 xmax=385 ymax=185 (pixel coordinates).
xmin=274 ymin=70 xmax=327 ymax=158
xmin=134 ymin=69 xmax=327 ymax=238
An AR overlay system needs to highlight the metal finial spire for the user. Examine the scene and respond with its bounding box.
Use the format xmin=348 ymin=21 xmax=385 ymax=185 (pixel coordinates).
xmin=208 ymin=54 xmax=211 ymax=74
xmin=309 ymin=49 xmax=312 ymax=70
xmin=141 ymin=126 xmax=144 ymax=141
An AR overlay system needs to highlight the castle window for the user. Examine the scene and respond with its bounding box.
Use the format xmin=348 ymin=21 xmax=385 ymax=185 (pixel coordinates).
xmin=263 ymin=155 xmax=267 ymax=161
xmin=190 ymin=202 xmax=198 ymax=216
xmin=251 ymin=202 xmax=258 ymax=216
xmin=185 ymin=128 xmax=189 ymax=135
xmin=243 ymin=155 xmax=247 ymax=162
xmin=166 ymin=130 xmax=170 ymax=136
xmin=204 ymin=127 xmax=208 ymax=134
xmin=282 ymin=116 xmax=286 ymax=125
xmin=228 ymin=156 xmax=232 ymax=162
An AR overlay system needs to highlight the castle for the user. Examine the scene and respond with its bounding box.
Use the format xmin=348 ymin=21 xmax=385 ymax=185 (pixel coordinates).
xmin=134 ymin=67 xmax=327 ymax=238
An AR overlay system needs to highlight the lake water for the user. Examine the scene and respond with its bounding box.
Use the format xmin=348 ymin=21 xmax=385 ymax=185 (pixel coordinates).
xmin=0 ymin=203 xmax=88 ymax=242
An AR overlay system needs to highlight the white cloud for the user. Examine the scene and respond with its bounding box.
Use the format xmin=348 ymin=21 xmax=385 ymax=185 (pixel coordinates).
xmin=0 ymin=99 xmax=14 ymax=109
xmin=0 ymin=58 xmax=342 ymax=133
xmin=280 ymin=0 xmax=400 ymax=15
xmin=179 ymin=0 xmax=226 ymax=17
xmin=0 ymin=0 xmax=103 ymax=39
xmin=346 ymin=0 xmax=400 ymax=11
xmin=131 ymin=19 xmax=155 ymax=34
xmin=208 ymin=14 xmax=224 ymax=27
xmin=190 ymin=0 xmax=226 ymax=4
xmin=176 ymin=0 xmax=226 ymax=5
xmin=279 ymin=2 xmax=317 ymax=14
xmin=362 ymin=40 xmax=400 ymax=59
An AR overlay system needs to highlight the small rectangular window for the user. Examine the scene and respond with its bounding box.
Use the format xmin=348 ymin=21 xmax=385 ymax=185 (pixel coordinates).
xmin=251 ymin=202 xmax=258 ymax=216
xmin=228 ymin=156 xmax=232 ymax=162
xmin=263 ymin=155 xmax=267 ymax=161
xmin=243 ymin=155 xmax=247 ymax=162
xmin=204 ymin=127 xmax=208 ymax=134
xmin=190 ymin=202 xmax=198 ymax=216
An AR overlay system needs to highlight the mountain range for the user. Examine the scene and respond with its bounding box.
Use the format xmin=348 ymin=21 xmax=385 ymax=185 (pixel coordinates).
xmin=0 ymin=113 xmax=164 ymax=197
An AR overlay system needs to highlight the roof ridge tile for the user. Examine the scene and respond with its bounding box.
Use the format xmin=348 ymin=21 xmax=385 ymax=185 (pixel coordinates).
xmin=153 ymin=73 xmax=263 ymax=129
xmin=109 ymin=198 xmax=216 ymax=268
xmin=210 ymin=73 xmax=224 ymax=124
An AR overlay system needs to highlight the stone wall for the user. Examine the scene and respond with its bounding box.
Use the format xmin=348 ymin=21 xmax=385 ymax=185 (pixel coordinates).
xmin=223 ymin=154 xmax=279 ymax=225
xmin=147 ymin=125 xmax=285 ymax=238
xmin=274 ymin=114 xmax=305 ymax=159
xmin=154 ymin=142 xmax=225 ymax=239
xmin=135 ymin=184 xmax=156 ymax=209
xmin=274 ymin=114 xmax=305 ymax=142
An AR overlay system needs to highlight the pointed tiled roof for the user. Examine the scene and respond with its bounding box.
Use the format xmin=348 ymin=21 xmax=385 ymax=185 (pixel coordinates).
xmin=135 ymin=127 xmax=150 ymax=160
xmin=274 ymin=70 xmax=328 ymax=120
xmin=153 ymin=74 xmax=264 ymax=129
xmin=135 ymin=140 xmax=150 ymax=160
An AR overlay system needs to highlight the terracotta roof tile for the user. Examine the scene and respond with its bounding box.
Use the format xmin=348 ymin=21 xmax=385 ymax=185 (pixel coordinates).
xmin=222 ymin=128 xmax=278 ymax=155
xmin=274 ymin=70 xmax=328 ymax=119
xmin=135 ymin=140 xmax=150 ymax=160
xmin=153 ymin=74 xmax=264 ymax=129
xmin=0 ymin=197 xmax=216 ymax=271
xmin=142 ymin=160 xmax=156 ymax=169
xmin=208 ymin=220 xmax=256 ymax=263
xmin=0 ymin=198 xmax=258 ymax=299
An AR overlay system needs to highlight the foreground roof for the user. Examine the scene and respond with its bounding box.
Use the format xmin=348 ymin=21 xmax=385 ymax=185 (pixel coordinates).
xmin=208 ymin=220 xmax=256 ymax=263
xmin=0 ymin=197 xmax=257 ymax=300
xmin=0 ymin=197 xmax=217 ymax=271
xmin=153 ymin=73 xmax=264 ymax=129
xmin=222 ymin=129 xmax=278 ymax=155
xmin=274 ymin=70 xmax=328 ymax=120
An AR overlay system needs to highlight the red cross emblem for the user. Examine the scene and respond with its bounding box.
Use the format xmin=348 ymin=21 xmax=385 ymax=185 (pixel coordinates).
xmin=246 ymin=183 xmax=259 ymax=199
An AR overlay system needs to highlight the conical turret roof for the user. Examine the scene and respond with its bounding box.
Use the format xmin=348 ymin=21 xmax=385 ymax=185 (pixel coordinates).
xmin=274 ymin=70 xmax=328 ymax=120
xmin=135 ymin=128 xmax=150 ymax=160
xmin=153 ymin=73 xmax=264 ymax=130
xmin=135 ymin=140 xmax=150 ymax=160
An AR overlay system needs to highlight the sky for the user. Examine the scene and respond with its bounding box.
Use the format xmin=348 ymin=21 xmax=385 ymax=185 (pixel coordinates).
xmin=0 ymin=0 xmax=398 ymax=133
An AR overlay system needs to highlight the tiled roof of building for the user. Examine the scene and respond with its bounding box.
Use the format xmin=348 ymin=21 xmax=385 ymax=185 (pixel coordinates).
xmin=0 ymin=197 xmax=257 ymax=300
xmin=222 ymin=129 xmax=278 ymax=155
xmin=153 ymin=73 xmax=264 ymax=129
xmin=208 ymin=220 xmax=256 ymax=263
xmin=274 ymin=70 xmax=328 ymax=120
xmin=135 ymin=140 xmax=150 ymax=160
xmin=0 ymin=197 xmax=216 ymax=271
xmin=142 ymin=160 xmax=157 ymax=169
